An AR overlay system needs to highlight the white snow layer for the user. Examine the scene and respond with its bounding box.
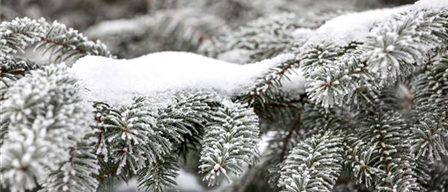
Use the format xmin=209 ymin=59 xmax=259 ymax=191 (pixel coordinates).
xmin=300 ymin=0 xmax=446 ymax=46
xmin=302 ymin=5 xmax=410 ymax=45
xmin=413 ymin=0 xmax=448 ymax=8
xmin=71 ymin=52 xmax=305 ymax=104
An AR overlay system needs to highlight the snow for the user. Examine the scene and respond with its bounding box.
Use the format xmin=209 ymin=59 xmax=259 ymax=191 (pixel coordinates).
xmin=258 ymin=131 xmax=275 ymax=154
xmin=71 ymin=52 xmax=305 ymax=105
xmin=413 ymin=0 xmax=448 ymax=9
xmin=176 ymin=170 xmax=205 ymax=191
xmin=303 ymin=5 xmax=410 ymax=45
xmin=114 ymin=171 xmax=204 ymax=192
xmin=298 ymin=0 xmax=447 ymax=46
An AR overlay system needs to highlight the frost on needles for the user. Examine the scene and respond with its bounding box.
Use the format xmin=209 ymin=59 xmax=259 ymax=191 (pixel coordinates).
xmin=1 ymin=0 xmax=448 ymax=192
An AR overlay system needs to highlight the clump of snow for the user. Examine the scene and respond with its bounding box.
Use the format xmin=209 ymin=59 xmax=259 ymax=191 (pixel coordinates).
xmin=298 ymin=0 xmax=447 ymax=46
xmin=176 ymin=170 xmax=205 ymax=191
xmin=281 ymin=68 xmax=306 ymax=95
xmin=71 ymin=52 xmax=305 ymax=105
xmin=303 ymin=5 xmax=410 ymax=45
xmin=413 ymin=0 xmax=448 ymax=9
xmin=85 ymin=18 xmax=146 ymax=37
xmin=258 ymin=131 xmax=275 ymax=154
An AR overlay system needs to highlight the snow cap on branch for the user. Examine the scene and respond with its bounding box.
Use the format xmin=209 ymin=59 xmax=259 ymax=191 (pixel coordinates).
xmin=71 ymin=52 xmax=305 ymax=105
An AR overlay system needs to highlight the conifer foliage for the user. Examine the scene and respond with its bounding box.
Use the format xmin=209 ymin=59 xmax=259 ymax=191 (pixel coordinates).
xmin=1 ymin=1 xmax=448 ymax=192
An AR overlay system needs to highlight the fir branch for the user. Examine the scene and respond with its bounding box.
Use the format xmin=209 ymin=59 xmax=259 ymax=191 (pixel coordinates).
xmin=304 ymin=8 xmax=448 ymax=108
xmin=199 ymin=101 xmax=260 ymax=186
xmin=305 ymin=53 xmax=380 ymax=108
xmin=252 ymin=91 xmax=305 ymax=134
xmin=93 ymin=97 xmax=172 ymax=178
xmin=137 ymin=155 xmax=180 ymax=192
xmin=241 ymin=54 xmax=299 ymax=106
xmin=300 ymin=102 xmax=353 ymax=134
xmin=265 ymin=126 xmax=303 ymax=190
xmin=357 ymin=109 xmax=420 ymax=191
xmin=411 ymin=52 xmax=448 ymax=162
xmin=413 ymin=52 xmax=448 ymax=114
xmin=0 ymin=17 xmax=112 ymax=61
xmin=0 ymin=64 xmax=91 ymax=192
xmin=343 ymin=137 xmax=383 ymax=189
xmin=0 ymin=56 xmax=39 ymax=100
xmin=362 ymin=8 xmax=448 ymax=80
xmin=426 ymin=156 xmax=448 ymax=191
xmin=91 ymin=92 xmax=218 ymax=190
xmin=0 ymin=120 xmax=7 ymax=146
xmin=279 ymin=113 xmax=301 ymax=163
xmin=411 ymin=115 xmax=447 ymax=162
xmin=39 ymin=141 xmax=100 ymax=192
xmin=299 ymin=42 xmax=344 ymax=79
xmin=155 ymin=92 xmax=215 ymax=149
xmin=278 ymin=131 xmax=344 ymax=192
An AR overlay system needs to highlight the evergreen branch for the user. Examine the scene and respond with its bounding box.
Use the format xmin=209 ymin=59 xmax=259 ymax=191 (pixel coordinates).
xmin=39 ymin=141 xmax=100 ymax=192
xmin=0 ymin=17 xmax=112 ymax=61
xmin=0 ymin=64 xmax=91 ymax=192
xmin=305 ymin=53 xmax=380 ymax=108
xmin=240 ymin=54 xmax=299 ymax=106
xmin=278 ymin=131 xmax=343 ymax=192
xmin=135 ymin=92 xmax=216 ymax=191
xmin=411 ymin=52 xmax=448 ymax=162
xmin=426 ymin=157 xmax=448 ymax=191
xmin=0 ymin=120 xmax=7 ymax=146
xmin=262 ymin=112 xmax=303 ymax=190
xmin=343 ymin=137 xmax=383 ymax=188
xmin=299 ymin=42 xmax=344 ymax=79
xmin=0 ymin=56 xmax=39 ymax=100
xmin=252 ymin=91 xmax=305 ymax=134
xmin=155 ymin=92 xmax=215 ymax=149
xmin=300 ymin=102 xmax=353 ymax=134
xmin=411 ymin=115 xmax=447 ymax=162
xmin=199 ymin=101 xmax=260 ymax=186
xmin=93 ymin=97 xmax=172 ymax=178
xmin=362 ymin=8 xmax=448 ymax=80
xmin=91 ymin=92 xmax=217 ymax=190
xmin=264 ymin=125 xmax=303 ymax=190
xmin=266 ymin=101 xmax=351 ymax=190
xmin=137 ymin=155 xmax=180 ymax=192
xmin=279 ymin=113 xmax=301 ymax=163
xmin=413 ymin=52 xmax=448 ymax=114
xmin=304 ymin=8 xmax=448 ymax=108
xmin=357 ymin=109 xmax=420 ymax=191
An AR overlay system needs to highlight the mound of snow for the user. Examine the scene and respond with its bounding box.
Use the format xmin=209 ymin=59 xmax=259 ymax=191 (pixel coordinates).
xmin=302 ymin=5 xmax=410 ymax=45
xmin=299 ymin=0 xmax=446 ymax=46
xmin=71 ymin=52 xmax=305 ymax=105
xmin=413 ymin=0 xmax=448 ymax=9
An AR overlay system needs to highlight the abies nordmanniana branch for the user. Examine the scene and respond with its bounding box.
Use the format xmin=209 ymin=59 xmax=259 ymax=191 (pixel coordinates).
xmin=0 ymin=18 xmax=112 ymax=99
xmin=0 ymin=62 xmax=260 ymax=192
xmin=0 ymin=65 xmax=98 ymax=192
xmin=1 ymin=3 xmax=448 ymax=192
